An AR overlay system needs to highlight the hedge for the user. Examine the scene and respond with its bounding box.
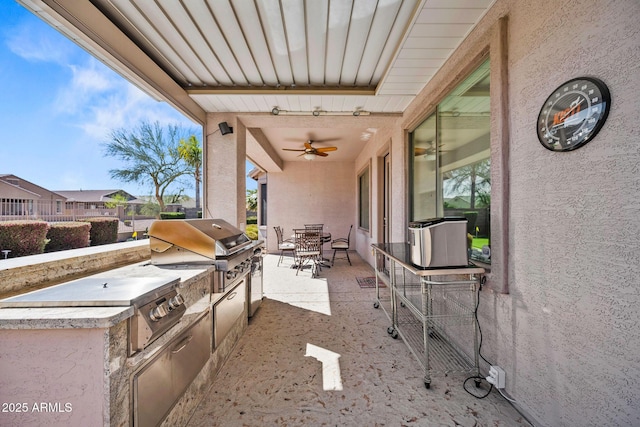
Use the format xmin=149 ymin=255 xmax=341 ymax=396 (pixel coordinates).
xmin=160 ymin=212 xmax=186 ymax=219
xmin=81 ymin=217 xmax=119 ymax=245
xmin=46 ymin=222 xmax=91 ymax=252
xmin=0 ymin=220 xmax=50 ymax=257
xmin=246 ymin=216 xmax=257 ymax=225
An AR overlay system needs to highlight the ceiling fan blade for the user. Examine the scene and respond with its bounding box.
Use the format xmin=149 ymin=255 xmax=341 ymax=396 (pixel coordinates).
xmin=309 ymin=138 xmax=340 ymax=144
xmin=414 ymin=147 xmax=428 ymax=156
xmin=316 ymin=151 xmax=329 ymax=157
xmin=304 ymin=141 xmax=313 ymax=150
xmin=315 ymin=146 xmax=337 ymax=152
xmin=283 ymin=148 xmax=305 ymax=152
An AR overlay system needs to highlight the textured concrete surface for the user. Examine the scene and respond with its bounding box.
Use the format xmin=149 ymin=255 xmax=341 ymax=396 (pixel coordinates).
xmin=187 ymin=253 xmax=530 ymax=426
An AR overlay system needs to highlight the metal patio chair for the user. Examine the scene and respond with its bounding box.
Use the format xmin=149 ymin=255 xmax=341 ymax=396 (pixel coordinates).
xmin=331 ymin=225 xmax=353 ymax=266
xmin=293 ymin=228 xmax=322 ymax=277
xmin=274 ymin=226 xmax=295 ymax=267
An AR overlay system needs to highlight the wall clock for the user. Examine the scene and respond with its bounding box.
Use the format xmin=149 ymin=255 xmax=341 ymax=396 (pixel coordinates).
xmin=536 ymin=77 xmax=611 ymax=151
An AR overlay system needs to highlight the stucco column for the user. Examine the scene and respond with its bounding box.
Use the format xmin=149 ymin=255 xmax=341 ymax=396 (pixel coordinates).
xmin=203 ymin=114 xmax=246 ymax=229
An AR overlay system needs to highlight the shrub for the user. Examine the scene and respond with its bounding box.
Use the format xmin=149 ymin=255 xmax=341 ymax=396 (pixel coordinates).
xmin=245 ymin=224 xmax=258 ymax=240
xmin=246 ymin=216 xmax=257 ymax=225
xmin=46 ymin=222 xmax=91 ymax=252
xmin=160 ymin=212 xmax=186 ymax=219
xmin=0 ymin=220 xmax=50 ymax=257
xmin=82 ymin=217 xmax=119 ymax=245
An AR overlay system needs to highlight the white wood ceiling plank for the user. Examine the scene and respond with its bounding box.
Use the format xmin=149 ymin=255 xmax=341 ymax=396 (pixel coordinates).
xmin=282 ymin=0 xmax=308 ymax=85
xmin=393 ymin=58 xmax=445 ymax=68
xmin=208 ymin=1 xmax=263 ymax=85
xmin=111 ymin=0 xmax=201 ymax=84
xmin=298 ymin=96 xmax=312 ymax=111
xmin=397 ymin=49 xmax=451 ymax=59
xmin=132 ymin=0 xmax=216 ymax=84
xmin=385 ymin=74 xmax=430 ymax=83
xmin=410 ymin=23 xmax=473 ymax=37
xmin=355 ymin=0 xmax=402 ymax=86
xmin=425 ymin=0 xmax=493 ymax=9
xmin=340 ymin=0 xmax=377 ymax=85
xmin=417 ymin=8 xmax=487 ymax=24
xmin=325 ymin=0 xmax=353 ymax=85
xmin=231 ymin=0 xmax=279 ymax=86
xmin=256 ymin=0 xmax=294 ymax=85
xmin=306 ymin=0 xmax=329 ymax=85
xmin=403 ymin=36 xmax=462 ymax=49
xmin=158 ymin=0 xmax=233 ymax=85
xmin=286 ymin=95 xmax=301 ymax=112
xmin=371 ymin=0 xmax=420 ymax=83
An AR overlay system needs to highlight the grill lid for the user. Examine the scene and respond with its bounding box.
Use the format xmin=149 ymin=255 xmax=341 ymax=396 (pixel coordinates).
xmin=0 ymin=276 xmax=181 ymax=308
xmin=148 ymin=218 xmax=252 ymax=260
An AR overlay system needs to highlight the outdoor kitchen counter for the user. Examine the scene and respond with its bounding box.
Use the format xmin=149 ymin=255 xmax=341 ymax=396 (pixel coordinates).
xmin=0 ymin=261 xmax=214 ymax=329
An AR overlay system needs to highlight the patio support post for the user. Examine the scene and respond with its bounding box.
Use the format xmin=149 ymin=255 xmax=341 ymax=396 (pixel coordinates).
xmin=203 ymin=114 xmax=247 ymax=229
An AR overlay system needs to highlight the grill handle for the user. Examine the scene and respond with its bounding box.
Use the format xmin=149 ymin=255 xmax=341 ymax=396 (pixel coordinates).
xmin=171 ymin=335 xmax=193 ymax=354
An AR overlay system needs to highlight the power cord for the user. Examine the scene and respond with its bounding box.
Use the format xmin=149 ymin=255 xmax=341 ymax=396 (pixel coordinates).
xmin=463 ymin=276 xmax=516 ymax=404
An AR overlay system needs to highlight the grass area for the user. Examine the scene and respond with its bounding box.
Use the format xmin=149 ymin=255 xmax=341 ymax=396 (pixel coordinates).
xmin=471 ymin=237 xmax=489 ymax=250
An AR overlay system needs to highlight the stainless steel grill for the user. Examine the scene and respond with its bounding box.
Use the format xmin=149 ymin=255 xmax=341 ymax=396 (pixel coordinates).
xmin=147 ymin=218 xmax=264 ymax=294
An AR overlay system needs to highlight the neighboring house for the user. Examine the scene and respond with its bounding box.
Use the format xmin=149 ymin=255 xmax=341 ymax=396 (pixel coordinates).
xmin=55 ymin=189 xmax=142 ymax=220
xmin=0 ymin=174 xmax=67 ymax=220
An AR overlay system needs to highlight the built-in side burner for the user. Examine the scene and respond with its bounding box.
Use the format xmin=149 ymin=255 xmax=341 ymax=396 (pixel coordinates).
xmin=0 ymin=275 xmax=186 ymax=356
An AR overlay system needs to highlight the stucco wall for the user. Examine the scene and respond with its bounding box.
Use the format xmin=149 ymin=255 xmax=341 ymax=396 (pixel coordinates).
xmin=264 ymin=161 xmax=355 ymax=255
xmin=357 ymin=0 xmax=640 ymax=425
xmin=499 ymin=1 xmax=639 ymax=425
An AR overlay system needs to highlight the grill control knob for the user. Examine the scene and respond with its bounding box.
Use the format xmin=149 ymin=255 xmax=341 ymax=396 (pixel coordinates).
xmin=226 ymin=270 xmax=237 ymax=280
xmin=168 ymin=294 xmax=185 ymax=310
xmin=149 ymin=304 xmax=169 ymax=321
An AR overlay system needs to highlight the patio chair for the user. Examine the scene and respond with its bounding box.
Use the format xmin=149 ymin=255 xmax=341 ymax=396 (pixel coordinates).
xmin=274 ymin=226 xmax=295 ymax=267
xmin=293 ymin=228 xmax=322 ymax=278
xmin=331 ymin=225 xmax=353 ymax=266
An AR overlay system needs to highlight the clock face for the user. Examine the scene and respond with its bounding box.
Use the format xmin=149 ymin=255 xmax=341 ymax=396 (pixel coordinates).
xmin=537 ymin=77 xmax=611 ymax=151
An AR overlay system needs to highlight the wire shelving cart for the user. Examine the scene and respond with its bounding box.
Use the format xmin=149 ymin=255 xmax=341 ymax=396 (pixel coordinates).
xmin=372 ymin=243 xmax=485 ymax=388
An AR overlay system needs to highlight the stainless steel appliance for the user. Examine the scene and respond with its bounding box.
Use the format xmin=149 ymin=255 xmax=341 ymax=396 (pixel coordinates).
xmin=408 ymin=217 xmax=468 ymax=268
xmin=147 ymin=218 xmax=264 ymax=294
xmin=133 ymin=309 xmax=211 ymax=427
xmin=0 ymin=276 xmax=185 ymax=356
xmin=248 ymin=246 xmax=264 ymax=318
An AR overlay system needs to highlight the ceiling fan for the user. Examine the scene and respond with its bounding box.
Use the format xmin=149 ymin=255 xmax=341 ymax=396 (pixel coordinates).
xmin=414 ymin=140 xmax=448 ymax=158
xmin=282 ymin=140 xmax=338 ymax=159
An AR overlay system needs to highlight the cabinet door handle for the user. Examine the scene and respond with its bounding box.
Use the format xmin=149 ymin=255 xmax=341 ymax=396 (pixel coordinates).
xmin=171 ymin=335 xmax=193 ymax=354
xmin=226 ymin=292 xmax=237 ymax=301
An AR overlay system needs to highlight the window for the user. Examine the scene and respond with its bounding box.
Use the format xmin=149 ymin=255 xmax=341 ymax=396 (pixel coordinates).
xmin=410 ymin=60 xmax=491 ymax=264
xmin=259 ymin=183 xmax=267 ymax=226
xmin=358 ymin=166 xmax=370 ymax=231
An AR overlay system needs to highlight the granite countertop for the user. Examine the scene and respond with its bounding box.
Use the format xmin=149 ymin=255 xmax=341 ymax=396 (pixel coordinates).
xmin=0 ymin=261 xmax=214 ymax=329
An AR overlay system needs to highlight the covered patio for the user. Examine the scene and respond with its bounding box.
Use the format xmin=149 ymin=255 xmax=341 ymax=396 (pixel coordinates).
xmin=188 ymin=252 xmax=530 ymax=426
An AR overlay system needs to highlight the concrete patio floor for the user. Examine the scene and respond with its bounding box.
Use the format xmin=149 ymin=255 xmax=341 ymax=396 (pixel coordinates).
xmin=187 ymin=251 xmax=531 ymax=426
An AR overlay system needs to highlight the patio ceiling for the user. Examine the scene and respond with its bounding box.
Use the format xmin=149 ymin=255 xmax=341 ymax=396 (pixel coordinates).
xmin=19 ymin=0 xmax=495 ymax=165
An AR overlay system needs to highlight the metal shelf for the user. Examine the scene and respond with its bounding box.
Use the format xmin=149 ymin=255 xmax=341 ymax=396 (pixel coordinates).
xmin=372 ymin=244 xmax=484 ymax=388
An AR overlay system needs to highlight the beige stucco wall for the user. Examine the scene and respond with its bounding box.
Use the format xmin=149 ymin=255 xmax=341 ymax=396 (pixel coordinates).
xmin=263 ymin=161 xmax=355 ymax=255
xmin=355 ymin=0 xmax=640 ymax=425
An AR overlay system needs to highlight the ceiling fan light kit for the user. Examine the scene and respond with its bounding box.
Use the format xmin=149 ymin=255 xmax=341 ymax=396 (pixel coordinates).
xmin=303 ymin=153 xmax=317 ymax=160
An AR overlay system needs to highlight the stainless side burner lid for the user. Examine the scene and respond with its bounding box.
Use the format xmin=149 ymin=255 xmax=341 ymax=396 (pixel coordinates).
xmin=0 ymin=276 xmax=181 ymax=308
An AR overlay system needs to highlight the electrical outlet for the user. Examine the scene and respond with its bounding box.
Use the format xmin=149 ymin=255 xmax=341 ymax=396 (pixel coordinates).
xmin=486 ymin=365 xmax=505 ymax=389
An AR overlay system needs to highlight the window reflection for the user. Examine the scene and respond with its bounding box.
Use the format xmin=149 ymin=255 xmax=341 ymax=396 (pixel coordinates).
xmin=410 ymin=60 xmax=491 ymax=264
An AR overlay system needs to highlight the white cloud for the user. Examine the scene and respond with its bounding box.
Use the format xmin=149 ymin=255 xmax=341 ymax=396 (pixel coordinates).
xmin=6 ymin=21 xmax=73 ymax=64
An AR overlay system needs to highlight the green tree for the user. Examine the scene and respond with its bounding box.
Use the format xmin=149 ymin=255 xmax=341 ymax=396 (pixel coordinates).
xmin=443 ymin=158 xmax=491 ymax=209
xmin=246 ymin=188 xmax=257 ymax=212
xmin=104 ymin=121 xmax=191 ymax=211
xmin=177 ymin=135 xmax=202 ymax=209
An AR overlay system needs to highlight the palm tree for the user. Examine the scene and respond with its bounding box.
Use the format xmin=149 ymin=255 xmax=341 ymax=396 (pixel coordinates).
xmin=178 ymin=135 xmax=202 ymax=209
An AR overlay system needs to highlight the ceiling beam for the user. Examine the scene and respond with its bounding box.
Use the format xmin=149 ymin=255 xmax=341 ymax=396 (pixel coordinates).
xmin=186 ymin=86 xmax=376 ymax=96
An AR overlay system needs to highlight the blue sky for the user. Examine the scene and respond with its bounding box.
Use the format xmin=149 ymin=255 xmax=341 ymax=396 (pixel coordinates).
xmin=0 ymin=2 xmax=256 ymax=198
